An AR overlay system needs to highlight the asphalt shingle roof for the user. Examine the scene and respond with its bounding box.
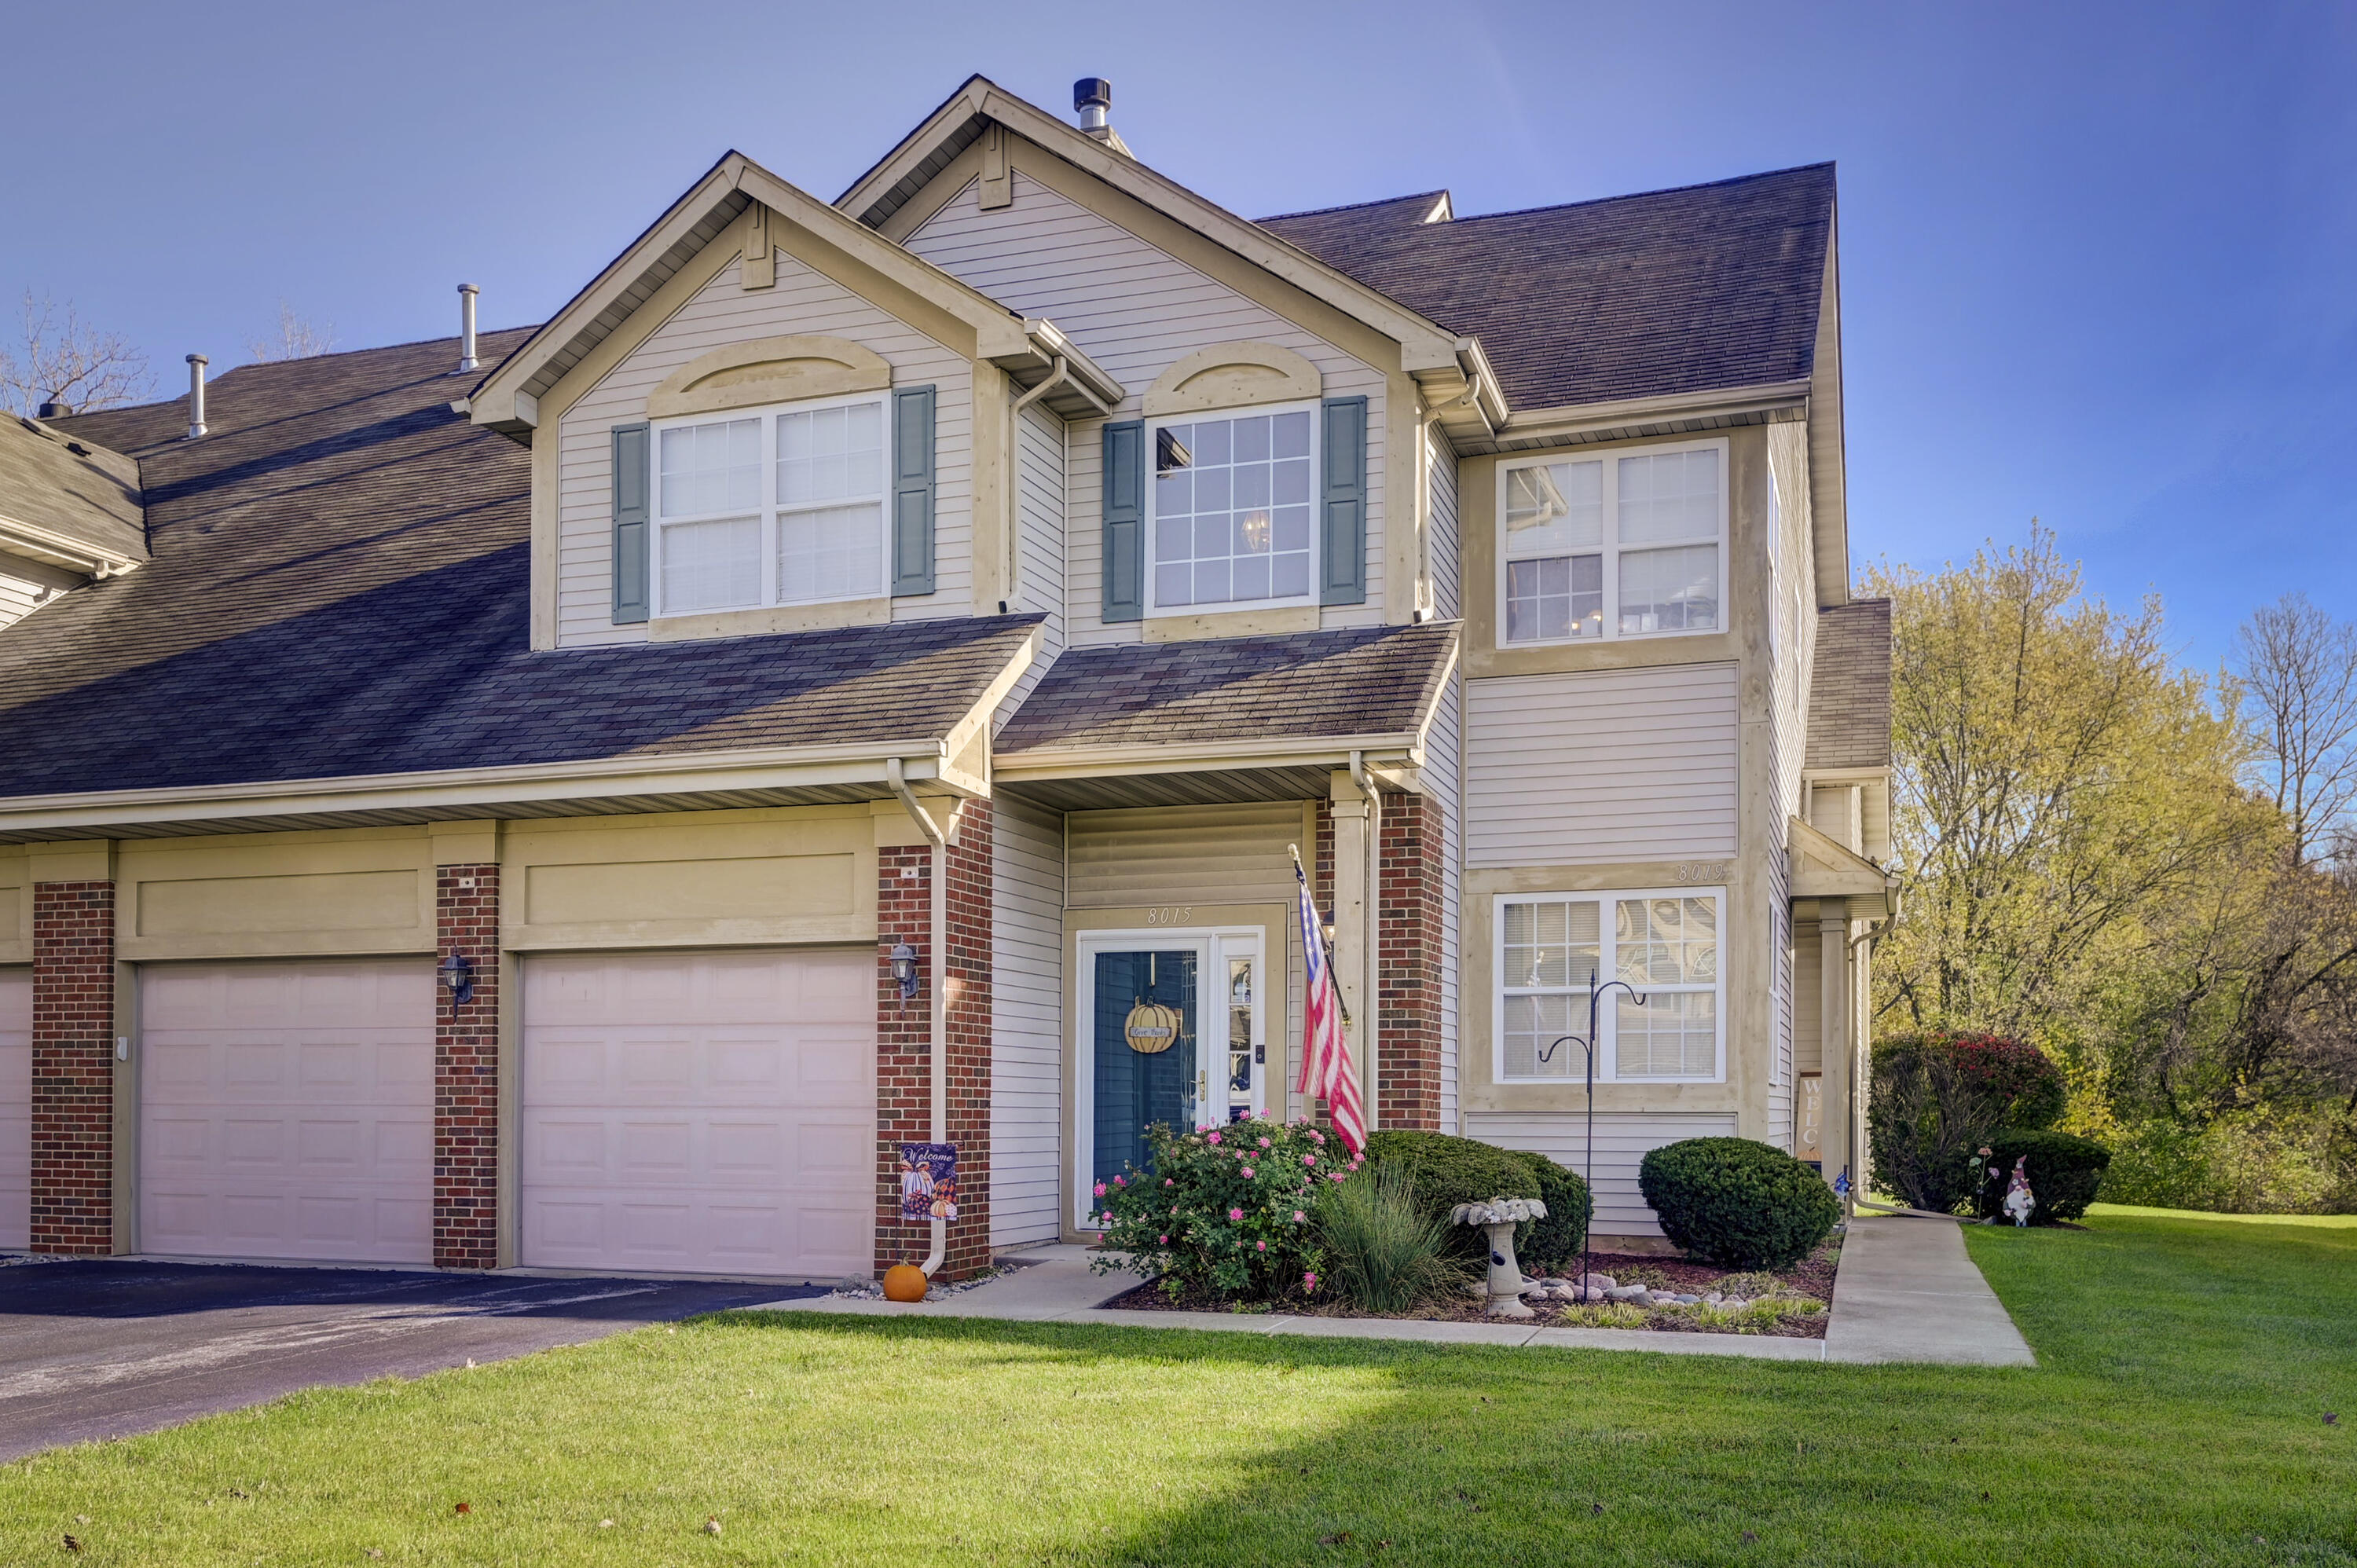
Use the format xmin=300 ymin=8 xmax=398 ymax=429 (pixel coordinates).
xmin=1256 ymin=164 xmax=1835 ymax=412
xmin=996 ymin=621 xmax=1459 ymax=757
xmin=0 ymin=412 xmax=145 ymax=562
xmin=2 ymin=335 xmax=1036 ymax=798
xmin=1805 ymin=598 xmax=1893 ymax=771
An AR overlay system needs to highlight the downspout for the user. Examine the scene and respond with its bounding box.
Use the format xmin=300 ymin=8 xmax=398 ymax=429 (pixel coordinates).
xmin=1003 ymin=357 xmax=1071 ymax=609
xmin=1413 ymin=372 xmax=1482 ymax=621
xmin=887 ymin=757 xmax=950 ymax=1278
xmin=1349 ymin=749 xmax=1382 ymax=1118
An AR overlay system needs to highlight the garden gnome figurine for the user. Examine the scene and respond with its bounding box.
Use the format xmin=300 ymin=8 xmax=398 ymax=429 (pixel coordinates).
xmin=2003 ymin=1156 xmax=2036 ymax=1226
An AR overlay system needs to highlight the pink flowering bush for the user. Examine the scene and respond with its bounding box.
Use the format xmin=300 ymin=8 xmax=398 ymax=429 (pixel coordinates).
xmin=1089 ymin=1115 xmax=1347 ymax=1299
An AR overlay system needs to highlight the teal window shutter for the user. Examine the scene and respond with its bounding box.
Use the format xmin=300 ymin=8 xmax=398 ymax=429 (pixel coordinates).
xmin=891 ymin=385 xmax=937 ymax=596
xmin=1102 ymin=419 xmax=1145 ymax=621
xmin=1320 ymin=396 xmax=1368 ymax=606
xmin=610 ymin=421 xmax=650 ymax=624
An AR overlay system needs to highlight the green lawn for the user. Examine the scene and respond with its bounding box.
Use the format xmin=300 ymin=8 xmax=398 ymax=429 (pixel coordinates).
xmin=5 ymin=1209 xmax=2352 ymax=1566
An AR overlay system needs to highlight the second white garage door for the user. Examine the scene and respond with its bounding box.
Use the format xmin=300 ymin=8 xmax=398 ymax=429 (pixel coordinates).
xmin=520 ymin=949 xmax=875 ymax=1278
xmin=139 ymin=958 xmax=434 ymax=1264
xmin=2 ymin=968 xmax=30 ymax=1251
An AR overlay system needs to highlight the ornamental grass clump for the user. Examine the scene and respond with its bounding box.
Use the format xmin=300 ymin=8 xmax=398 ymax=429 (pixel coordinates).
xmin=1315 ymin=1160 xmax=1464 ymax=1313
xmin=1088 ymin=1115 xmax=1354 ymax=1301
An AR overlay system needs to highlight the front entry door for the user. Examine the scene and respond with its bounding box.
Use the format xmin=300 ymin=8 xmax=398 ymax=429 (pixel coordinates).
xmin=1091 ymin=950 xmax=1198 ymax=1190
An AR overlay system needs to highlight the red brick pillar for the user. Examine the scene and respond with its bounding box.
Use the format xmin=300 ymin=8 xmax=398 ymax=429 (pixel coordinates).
xmin=1376 ymin=793 xmax=1443 ymax=1130
xmin=434 ymin=864 xmax=500 ymax=1269
xmin=30 ymin=881 xmax=115 ymax=1255
xmin=874 ymin=802 xmax=992 ymax=1280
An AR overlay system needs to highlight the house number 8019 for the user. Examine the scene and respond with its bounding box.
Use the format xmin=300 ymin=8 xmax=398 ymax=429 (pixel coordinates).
xmin=1143 ymin=907 xmax=1194 ymax=925
xmin=1675 ymin=863 xmax=1728 ymax=884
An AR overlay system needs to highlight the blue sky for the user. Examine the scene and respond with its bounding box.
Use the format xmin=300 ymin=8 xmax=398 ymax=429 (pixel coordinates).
xmin=6 ymin=1 xmax=2348 ymax=669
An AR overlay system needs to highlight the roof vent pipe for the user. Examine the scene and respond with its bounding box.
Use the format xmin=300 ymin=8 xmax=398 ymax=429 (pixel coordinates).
xmin=1074 ymin=78 xmax=1111 ymax=133
xmin=35 ymin=400 xmax=70 ymax=420
xmin=185 ymin=354 xmax=208 ymax=440
xmin=456 ymin=284 xmax=479 ymax=374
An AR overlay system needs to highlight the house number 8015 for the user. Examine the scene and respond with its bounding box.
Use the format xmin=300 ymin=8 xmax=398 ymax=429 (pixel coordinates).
xmin=1675 ymin=863 xmax=1728 ymax=884
xmin=1143 ymin=907 xmax=1194 ymax=925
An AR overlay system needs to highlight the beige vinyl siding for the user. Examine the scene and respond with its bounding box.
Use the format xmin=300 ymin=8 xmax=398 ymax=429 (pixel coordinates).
xmin=0 ymin=560 xmax=79 ymax=630
xmin=903 ymin=174 xmax=1386 ymax=644
xmin=1424 ymin=670 xmax=1464 ymax=1133
xmin=553 ymin=251 xmax=974 ymax=648
xmin=991 ymin=797 xmax=1065 ymax=1247
xmin=995 ymin=400 xmax=1069 ymax=731
xmin=1769 ymin=418 xmax=1814 ymax=821
xmin=1465 ymin=1109 xmax=1740 ymax=1236
xmin=1429 ymin=433 xmax=1461 ymax=621
xmin=1463 ymin=664 xmax=1741 ymax=867
xmin=1794 ymin=927 xmax=1823 ymax=1075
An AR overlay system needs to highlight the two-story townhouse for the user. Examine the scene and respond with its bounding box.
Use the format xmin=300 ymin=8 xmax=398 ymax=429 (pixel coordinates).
xmin=0 ymin=75 xmax=1890 ymax=1277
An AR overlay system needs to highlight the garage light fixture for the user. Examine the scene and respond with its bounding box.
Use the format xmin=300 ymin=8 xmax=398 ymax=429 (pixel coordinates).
xmin=890 ymin=943 xmax=918 ymax=1002
xmin=439 ymin=951 xmax=475 ymax=1006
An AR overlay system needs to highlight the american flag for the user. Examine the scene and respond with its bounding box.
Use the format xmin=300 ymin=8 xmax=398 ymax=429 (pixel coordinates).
xmin=1293 ymin=850 xmax=1366 ymax=1155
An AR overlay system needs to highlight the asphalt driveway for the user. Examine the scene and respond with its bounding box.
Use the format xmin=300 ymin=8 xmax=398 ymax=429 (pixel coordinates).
xmin=0 ymin=1258 xmax=819 ymax=1462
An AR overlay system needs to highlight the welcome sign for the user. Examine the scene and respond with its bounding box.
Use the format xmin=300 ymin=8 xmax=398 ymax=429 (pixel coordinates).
xmin=899 ymin=1142 xmax=958 ymax=1223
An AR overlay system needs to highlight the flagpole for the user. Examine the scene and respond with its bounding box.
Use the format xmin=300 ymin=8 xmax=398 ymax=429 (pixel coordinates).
xmin=1288 ymin=843 xmax=1349 ymax=1027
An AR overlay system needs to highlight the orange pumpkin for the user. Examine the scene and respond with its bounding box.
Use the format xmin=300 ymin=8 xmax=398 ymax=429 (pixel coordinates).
xmin=882 ymin=1263 xmax=929 ymax=1302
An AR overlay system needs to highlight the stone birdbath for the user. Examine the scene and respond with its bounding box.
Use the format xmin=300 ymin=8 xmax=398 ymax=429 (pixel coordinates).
xmin=1451 ymin=1197 xmax=1548 ymax=1318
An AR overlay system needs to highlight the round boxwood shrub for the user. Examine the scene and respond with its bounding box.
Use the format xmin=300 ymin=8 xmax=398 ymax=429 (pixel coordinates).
xmin=1971 ymin=1128 xmax=2111 ymax=1225
xmin=1361 ymin=1130 xmax=1541 ymax=1259
xmin=1638 ymin=1138 xmax=1840 ymax=1269
xmin=1505 ymin=1151 xmax=1593 ymax=1270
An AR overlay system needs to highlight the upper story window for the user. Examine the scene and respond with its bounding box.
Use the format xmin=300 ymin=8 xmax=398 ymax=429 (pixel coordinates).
xmin=654 ymin=391 xmax=886 ymax=617
xmin=1497 ymin=889 xmax=1724 ymax=1083
xmin=1498 ymin=438 xmax=1725 ymax=645
xmin=1148 ymin=402 xmax=1318 ymax=614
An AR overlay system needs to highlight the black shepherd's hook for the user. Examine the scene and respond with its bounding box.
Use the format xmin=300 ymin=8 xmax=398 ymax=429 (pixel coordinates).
xmin=1541 ymin=976 xmax=1647 ymax=1302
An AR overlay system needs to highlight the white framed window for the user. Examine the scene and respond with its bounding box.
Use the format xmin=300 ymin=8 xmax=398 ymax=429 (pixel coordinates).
xmin=1497 ymin=437 xmax=1727 ymax=645
xmin=1146 ymin=401 xmax=1318 ymax=614
xmin=1495 ymin=888 xmax=1724 ymax=1083
xmin=652 ymin=390 xmax=888 ymax=617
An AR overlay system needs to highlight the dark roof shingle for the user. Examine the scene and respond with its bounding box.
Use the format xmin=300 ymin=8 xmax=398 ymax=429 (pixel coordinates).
xmin=0 ymin=412 xmax=145 ymax=562
xmin=1805 ymin=598 xmax=1892 ymax=771
xmin=3 ymin=336 xmax=1036 ymax=798
xmin=999 ymin=622 xmax=1458 ymax=757
xmin=1257 ymin=164 xmax=1834 ymax=412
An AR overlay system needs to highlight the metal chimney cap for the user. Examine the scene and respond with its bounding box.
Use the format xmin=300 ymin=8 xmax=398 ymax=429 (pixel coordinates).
xmin=1073 ymin=78 xmax=1112 ymax=112
xmin=185 ymin=353 xmax=209 ymax=367
xmin=457 ymin=283 xmax=478 ymax=295
xmin=36 ymin=400 xmax=71 ymax=419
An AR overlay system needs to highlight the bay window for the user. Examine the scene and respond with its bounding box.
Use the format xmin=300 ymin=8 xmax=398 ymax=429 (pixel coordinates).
xmin=1499 ymin=438 xmax=1725 ymax=644
xmin=653 ymin=391 xmax=887 ymax=617
xmin=1148 ymin=403 xmax=1318 ymax=613
xmin=1497 ymin=889 xmax=1724 ymax=1083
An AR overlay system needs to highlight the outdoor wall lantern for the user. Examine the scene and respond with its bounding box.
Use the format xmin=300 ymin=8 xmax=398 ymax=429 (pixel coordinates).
xmin=1541 ymin=974 xmax=1648 ymax=1303
xmin=438 ymin=951 xmax=475 ymax=1007
xmin=890 ymin=943 xmax=919 ymax=1002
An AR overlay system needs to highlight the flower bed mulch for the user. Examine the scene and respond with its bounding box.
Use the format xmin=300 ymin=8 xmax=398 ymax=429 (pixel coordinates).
xmin=1096 ymin=1236 xmax=1843 ymax=1339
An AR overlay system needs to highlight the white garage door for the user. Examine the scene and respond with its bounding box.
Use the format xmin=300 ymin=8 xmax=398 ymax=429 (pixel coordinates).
xmin=139 ymin=958 xmax=434 ymax=1264
xmin=2 ymin=969 xmax=29 ymax=1251
xmin=521 ymin=949 xmax=874 ymax=1278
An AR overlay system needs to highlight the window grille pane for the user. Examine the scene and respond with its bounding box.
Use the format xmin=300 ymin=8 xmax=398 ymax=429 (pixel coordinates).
xmin=1504 ymin=993 xmax=1575 ymax=1079
xmin=1618 ymin=544 xmax=1718 ymax=634
xmin=1505 ymin=461 xmax=1602 ymax=555
xmin=1617 ymin=449 xmax=1718 ymax=544
xmin=1505 ymin=553 xmax=1601 ymax=643
xmin=1615 ymin=896 xmax=1718 ymax=986
xmin=777 ymin=402 xmax=883 ymax=506
xmin=1615 ymin=991 xmax=1717 ymax=1077
xmin=776 ymin=501 xmax=882 ymax=604
xmin=658 ymin=419 xmax=761 ymax=518
xmin=658 ymin=515 xmax=760 ymax=612
xmin=1503 ymin=899 xmax=1600 ymax=990
xmin=1149 ymin=412 xmax=1312 ymax=608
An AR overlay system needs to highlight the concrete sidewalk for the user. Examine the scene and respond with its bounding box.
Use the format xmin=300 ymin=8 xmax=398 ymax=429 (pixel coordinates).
xmin=749 ymin=1218 xmax=2035 ymax=1366
xmin=1824 ymin=1214 xmax=2036 ymax=1365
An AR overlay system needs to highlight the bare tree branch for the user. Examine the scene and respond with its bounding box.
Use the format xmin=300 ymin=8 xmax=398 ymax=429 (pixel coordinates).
xmin=2236 ymin=592 xmax=2357 ymax=868
xmin=246 ymin=302 xmax=335 ymax=363
xmin=0 ymin=293 xmax=154 ymax=416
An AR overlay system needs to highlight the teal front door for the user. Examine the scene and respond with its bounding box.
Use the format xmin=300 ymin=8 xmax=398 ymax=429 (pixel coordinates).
xmin=1092 ymin=950 xmax=1198 ymax=1189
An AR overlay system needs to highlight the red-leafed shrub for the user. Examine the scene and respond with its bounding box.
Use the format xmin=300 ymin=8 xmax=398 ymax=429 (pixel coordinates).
xmin=1868 ymin=1032 xmax=2066 ymax=1213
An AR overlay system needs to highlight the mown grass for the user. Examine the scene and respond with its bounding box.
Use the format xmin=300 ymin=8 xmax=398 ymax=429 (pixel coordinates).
xmin=3 ymin=1207 xmax=2352 ymax=1566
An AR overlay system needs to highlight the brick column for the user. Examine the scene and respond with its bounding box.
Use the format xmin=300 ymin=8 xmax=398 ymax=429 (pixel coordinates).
xmin=434 ymin=863 xmax=500 ymax=1269
xmin=30 ymin=881 xmax=115 ymax=1254
xmin=875 ymin=802 xmax=992 ymax=1280
xmin=1376 ymin=792 xmax=1443 ymax=1130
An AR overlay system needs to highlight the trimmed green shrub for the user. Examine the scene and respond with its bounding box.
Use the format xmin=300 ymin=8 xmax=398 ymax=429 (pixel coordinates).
xmin=1973 ymin=1129 xmax=2112 ymax=1225
xmin=1505 ymin=1150 xmax=1593 ymax=1270
xmin=1638 ymin=1138 xmax=1840 ymax=1269
xmin=1361 ymin=1130 xmax=1541 ymax=1259
xmin=1316 ymin=1161 xmax=1466 ymax=1312
xmin=1870 ymin=1033 xmax=2067 ymax=1212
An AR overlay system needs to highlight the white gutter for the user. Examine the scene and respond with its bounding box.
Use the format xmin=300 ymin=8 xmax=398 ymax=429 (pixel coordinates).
xmin=0 ymin=516 xmax=144 ymax=579
xmin=886 ymin=756 xmax=951 ymax=1280
xmin=1348 ymin=748 xmax=1382 ymax=1111
xmin=1003 ymin=355 xmax=1071 ymax=606
xmin=1414 ymin=372 xmax=1482 ymax=619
